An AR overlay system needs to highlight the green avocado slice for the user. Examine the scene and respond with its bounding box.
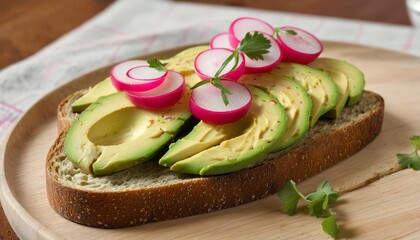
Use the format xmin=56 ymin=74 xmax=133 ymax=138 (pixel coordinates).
xmin=308 ymin=58 xmax=365 ymax=106
xmin=240 ymin=73 xmax=312 ymax=151
xmin=159 ymin=117 xmax=252 ymax=167
xmin=270 ymin=63 xmax=339 ymax=127
xmin=169 ymin=86 xmax=287 ymax=175
xmin=71 ymin=78 xmax=117 ymax=113
xmin=64 ymin=91 xmax=191 ymax=176
xmin=309 ymin=66 xmax=350 ymax=118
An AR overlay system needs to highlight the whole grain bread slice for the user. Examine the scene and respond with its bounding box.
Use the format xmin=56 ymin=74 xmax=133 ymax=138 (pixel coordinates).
xmin=46 ymin=90 xmax=384 ymax=228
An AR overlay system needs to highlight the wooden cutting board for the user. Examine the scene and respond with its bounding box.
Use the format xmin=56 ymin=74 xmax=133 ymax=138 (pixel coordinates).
xmin=1 ymin=42 xmax=419 ymax=239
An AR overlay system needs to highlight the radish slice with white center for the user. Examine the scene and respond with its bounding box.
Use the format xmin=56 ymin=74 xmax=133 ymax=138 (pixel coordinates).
xmin=228 ymin=17 xmax=275 ymax=48
xmin=194 ymin=48 xmax=245 ymax=81
xmin=276 ymin=26 xmax=323 ymax=64
xmin=243 ymin=32 xmax=282 ymax=74
xmin=190 ymin=80 xmax=252 ymax=124
xmin=126 ymin=70 xmax=185 ymax=109
xmin=110 ymin=60 xmax=167 ymax=92
xmin=210 ymin=32 xmax=234 ymax=50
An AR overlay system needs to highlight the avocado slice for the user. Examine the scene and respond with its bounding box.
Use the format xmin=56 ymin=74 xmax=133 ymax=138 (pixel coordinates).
xmin=159 ymin=116 xmax=252 ymax=166
xmin=71 ymin=78 xmax=118 ymax=113
xmin=169 ymin=86 xmax=287 ymax=175
xmin=64 ymin=91 xmax=191 ymax=176
xmin=164 ymin=45 xmax=209 ymax=74
xmin=240 ymin=73 xmax=312 ymax=151
xmin=308 ymin=58 xmax=365 ymax=106
xmin=309 ymin=66 xmax=350 ymax=118
xmin=270 ymin=63 xmax=339 ymax=126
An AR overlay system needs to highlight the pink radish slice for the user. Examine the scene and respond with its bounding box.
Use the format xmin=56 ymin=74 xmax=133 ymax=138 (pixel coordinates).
xmin=210 ymin=32 xmax=234 ymax=50
xmin=126 ymin=70 xmax=185 ymax=109
xmin=190 ymin=80 xmax=252 ymax=124
xmin=228 ymin=17 xmax=275 ymax=48
xmin=194 ymin=48 xmax=245 ymax=81
xmin=243 ymin=32 xmax=282 ymax=74
xmin=276 ymin=26 xmax=323 ymax=64
xmin=111 ymin=60 xmax=167 ymax=92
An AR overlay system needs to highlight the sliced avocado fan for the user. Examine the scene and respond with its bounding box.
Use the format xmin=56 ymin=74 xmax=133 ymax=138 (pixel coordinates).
xmin=309 ymin=58 xmax=365 ymax=106
xmin=64 ymin=91 xmax=192 ymax=176
xmin=169 ymin=86 xmax=287 ymax=176
xmin=271 ymin=63 xmax=339 ymax=127
xmin=240 ymin=73 xmax=312 ymax=151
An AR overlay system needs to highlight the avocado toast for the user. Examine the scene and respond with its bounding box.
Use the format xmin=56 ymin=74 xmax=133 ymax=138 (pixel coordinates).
xmin=46 ymin=44 xmax=384 ymax=228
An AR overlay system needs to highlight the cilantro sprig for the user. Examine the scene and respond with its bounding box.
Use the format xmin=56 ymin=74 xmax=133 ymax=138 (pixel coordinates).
xmin=278 ymin=180 xmax=340 ymax=238
xmin=397 ymin=135 xmax=420 ymax=170
xmin=191 ymin=32 xmax=271 ymax=105
xmin=273 ymin=27 xmax=298 ymax=39
xmin=147 ymin=57 xmax=168 ymax=72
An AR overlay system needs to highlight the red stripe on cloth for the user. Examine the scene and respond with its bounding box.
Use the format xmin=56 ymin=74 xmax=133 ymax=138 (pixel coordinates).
xmin=403 ymin=29 xmax=415 ymax=51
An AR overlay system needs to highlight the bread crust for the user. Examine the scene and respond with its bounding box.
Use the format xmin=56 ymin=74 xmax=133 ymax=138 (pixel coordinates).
xmin=57 ymin=89 xmax=88 ymax=133
xmin=46 ymin=91 xmax=384 ymax=228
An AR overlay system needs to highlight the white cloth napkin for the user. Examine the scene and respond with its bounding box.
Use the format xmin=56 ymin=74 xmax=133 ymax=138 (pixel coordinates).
xmin=1 ymin=0 xmax=419 ymax=141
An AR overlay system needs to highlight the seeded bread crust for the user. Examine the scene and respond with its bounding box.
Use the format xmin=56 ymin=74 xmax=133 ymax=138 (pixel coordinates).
xmin=47 ymin=91 xmax=384 ymax=228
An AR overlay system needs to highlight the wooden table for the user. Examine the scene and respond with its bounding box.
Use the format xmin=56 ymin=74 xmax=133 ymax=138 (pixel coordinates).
xmin=0 ymin=0 xmax=413 ymax=239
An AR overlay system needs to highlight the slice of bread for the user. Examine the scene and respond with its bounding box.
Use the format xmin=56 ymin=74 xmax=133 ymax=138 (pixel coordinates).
xmin=46 ymin=90 xmax=384 ymax=228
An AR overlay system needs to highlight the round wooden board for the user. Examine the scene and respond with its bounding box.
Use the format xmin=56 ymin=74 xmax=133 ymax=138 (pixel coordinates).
xmin=1 ymin=42 xmax=420 ymax=239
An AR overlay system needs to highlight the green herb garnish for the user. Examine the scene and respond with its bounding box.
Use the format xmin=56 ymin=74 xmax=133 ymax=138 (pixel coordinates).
xmin=322 ymin=212 xmax=339 ymax=238
xmin=237 ymin=32 xmax=271 ymax=60
xmin=147 ymin=57 xmax=168 ymax=72
xmin=397 ymin=135 xmax=420 ymax=170
xmin=278 ymin=180 xmax=339 ymax=238
xmin=273 ymin=27 xmax=298 ymax=38
xmin=191 ymin=32 xmax=271 ymax=105
xmin=306 ymin=181 xmax=339 ymax=217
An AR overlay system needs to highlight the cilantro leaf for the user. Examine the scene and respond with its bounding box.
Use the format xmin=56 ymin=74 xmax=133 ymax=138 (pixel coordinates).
xmin=409 ymin=135 xmax=420 ymax=149
xmin=397 ymin=151 xmax=420 ymax=170
xmin=397 ymin=135 xmax=420 ymax=170
xmin=278 ymin=180 xmax=305 ymax=216
xmin=322 ymin=212 xmax=339 ymax=238
xmin=278 ymin=180 xmax=340 ymax=238
xmin=147 ymin=57 xmax=167 ymax=72
xmin=237 ymin=32 xmax=271 ymax=60
xmin=273 ymin=27 xmax=298 ymax=38
xmin=306 ymin=181 xmax=338 ymax=217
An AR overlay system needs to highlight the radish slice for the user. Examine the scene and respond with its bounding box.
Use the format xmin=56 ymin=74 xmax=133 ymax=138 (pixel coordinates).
xmin=276 ymin=26 xmax=323 ymax=64
xmin=126 ymin=70 xmax=185 ymax=109
xmin=190 ymin=80 xmax=252 ymax=124
xmin=210 ymin=32 xmax=234 ymax=50
xmin=244 ymin=32 xmax=282 ymax=73
xmin=228 ymin=17 xmax=275 ymax=48
xmin=110 ymin=60 xmax=167 ymax=92
xmin=194 ymin=48 xmax=245 ymax=81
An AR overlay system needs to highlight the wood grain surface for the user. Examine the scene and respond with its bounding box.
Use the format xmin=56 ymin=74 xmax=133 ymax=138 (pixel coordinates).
xmin=1 ymin=42 xmax=420 ymax=239
xmin=0 ymin=1 xmax=414 ymax=239
xmin=0 ymin=0 xmax=113 ymax=70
